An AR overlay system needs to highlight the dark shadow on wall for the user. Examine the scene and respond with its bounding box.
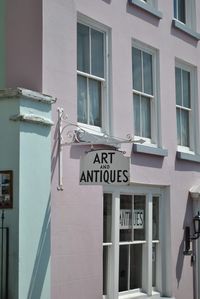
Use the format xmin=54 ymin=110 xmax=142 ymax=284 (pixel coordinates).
xmin=131 ymin=152 xmax=164 ymax=169
xmin=126 ymin=2 xmax=160 ymax=27
xmin=27 ymin=197 xmax=51 ymax=299
xmin=102 ymin=0 xmax=111 ymax=3
xmin=176 ymin=195 xmax=193 ymax=288
xmin=175 ymin=158 xmax=200 ymax=172
xmin=170 ymin=24 xmax=198 ymax=48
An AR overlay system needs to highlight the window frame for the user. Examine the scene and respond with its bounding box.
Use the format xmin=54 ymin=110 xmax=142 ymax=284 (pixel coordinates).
xmin=175 ymin=59 xmax=199 ymax=154
xmin=173 ymin=0 xmax=196 ymax=30
xmin=103 ymin=185 xmax=170 ymax=299
xmin=77 ymin=15 xmax=111 ymax=135
xmin=132 ymin=40 xmax=160 ymax=147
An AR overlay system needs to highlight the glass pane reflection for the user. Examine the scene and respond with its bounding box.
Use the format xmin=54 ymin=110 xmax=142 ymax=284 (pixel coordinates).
xmin=119 ymin=245 xmax=129 ymax=292
xmin=130 ymin=244 xmax=143 ymax=290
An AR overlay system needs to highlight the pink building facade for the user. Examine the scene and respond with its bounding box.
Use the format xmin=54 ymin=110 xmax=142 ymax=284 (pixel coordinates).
xmin=3 ymin=0 xmax=200 ymax=299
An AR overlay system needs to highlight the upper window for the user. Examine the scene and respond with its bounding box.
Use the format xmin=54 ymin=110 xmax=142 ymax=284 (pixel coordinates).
xmin=132 ymin=43 xmax=159 ymax=144
xmin=175 ymin=61 xmax=198 ymax=152
xmin=173 ymin=0 xmax=196 ymax=29
xmin=77 ymin=21 xmax=108 ymax=131
xmin=174 ymin=0 xmax=186 ymax=23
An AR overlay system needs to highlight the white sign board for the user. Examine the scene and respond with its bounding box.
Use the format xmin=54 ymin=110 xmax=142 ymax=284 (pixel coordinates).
xmin=120 ymin=209 xmax=144 ymax=229
xmin=79 ymin=150 xmax=130 ymax=185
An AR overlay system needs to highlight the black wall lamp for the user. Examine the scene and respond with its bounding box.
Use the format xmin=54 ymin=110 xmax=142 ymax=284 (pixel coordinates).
xmin=184 ymin=212 xmax=200 ymax=255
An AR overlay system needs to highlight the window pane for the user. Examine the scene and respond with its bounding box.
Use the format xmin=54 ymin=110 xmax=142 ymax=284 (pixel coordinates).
xmin=175 ymin=67 xmax=182 ymax=106
xmin=132 ymin=48 xmax=142 ymax=91
xmin=153 ymin=197 xmax=159 ymax=240
xmin=120 ymin=195 xmax=132 ymax=242
xmin=103 ymin=246 xmax=109 ymax=295
xmin=143 ymin=52 xmax=153 ymax=95
xmin=89 ymin=79 xmax=102 ymax=127
xmin=141 ymin=96 xmax=151 ymax=138
xmin=178 ymin=0 xmax=185 ymax=23
xmin=130 ymin=244 xmax=143 ymax=289
xmin=174 ymin=0 xmax=177 ymax=18
xmin=152 ymin=243 xmax=157 ymax=287
xmin=181 ymin=109 xmax=189 ymax=147
xmin=134 ymin=196 xmax=145 ymax=241
xmin=182 ymin=70 xmax=190 ymax=108
xmin=103 ymin=193 xmax=112 ymax=243
xmin=119 ymin=245 xmax=129 ymax=292
xmin=133 ymin=94 xmax=141 ymax=136
xmin=176 ymin=108 xmax=181 ymax=145
xmin=91 ymin=29 xmax=104 ymax=78
xmin=77 ymin=75 xmax=87 ymax=124
xmin=77 ymin=23 xmax=89 ymax=73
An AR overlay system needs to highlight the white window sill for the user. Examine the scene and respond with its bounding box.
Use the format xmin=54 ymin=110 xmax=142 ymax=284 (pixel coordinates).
xmin=104 ymin=293 xmax=175 ymax=299
xmin=176 ymin=151 xmax=200 ymax=163
xmin=119 ymin=291 xmax=175 ymax=299
xmin=172 ymin=19 xmax=200 ymax=41
xmin=128 ymin=0 xmax=163 ymax=19
xmin=133 ymin=143 xmax=168 ymax=157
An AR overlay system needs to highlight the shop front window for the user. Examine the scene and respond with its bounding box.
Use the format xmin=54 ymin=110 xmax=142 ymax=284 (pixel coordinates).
xmin=103 ymin=187 xmax=165 ymax=299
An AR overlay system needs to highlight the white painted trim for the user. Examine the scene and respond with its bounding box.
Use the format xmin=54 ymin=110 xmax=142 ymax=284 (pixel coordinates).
xmin=0 ymin=87 xmax=56 ymax=104
xmin=10 ymin=113 xmax=54 ymax=126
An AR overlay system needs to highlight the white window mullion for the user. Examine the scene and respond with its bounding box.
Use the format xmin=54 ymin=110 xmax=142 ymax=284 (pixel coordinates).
xmin=157 ymin=192 xmax=163 ymax=293
xmin=146 ymin=193 xmax=153 ymax=296
xmin=87 ymin=77 xmax=90 ymax=125
xmin=89 ymin=27 xmax=92 ymax=74
xmin=140 ymin=94 xmax=142 ymax=137
xmin=141 ymin=51 xmax=144 ymax=93
xmin=128 ymin=245 xmax=131 ymax=290
xmin=108 ymin=191 xmax=120 ymax=299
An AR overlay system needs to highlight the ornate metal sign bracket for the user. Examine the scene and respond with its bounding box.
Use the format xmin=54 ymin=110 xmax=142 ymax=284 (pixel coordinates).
xmin=57 ymin=107 xmax=144 ymax=190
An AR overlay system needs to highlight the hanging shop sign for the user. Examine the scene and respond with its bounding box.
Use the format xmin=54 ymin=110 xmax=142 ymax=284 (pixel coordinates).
xmin=79 ymin=149 xmax=130 ymax=185
xmin=120 ymin=209 xmax=144 ymax=229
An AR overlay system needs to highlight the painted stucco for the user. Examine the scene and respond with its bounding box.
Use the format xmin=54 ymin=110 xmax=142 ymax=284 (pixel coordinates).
xmin=5 ymin=0 xmax=42 ymax=91
xmin=0 ymin=0 xmax=5 ymax=88
xmin=42 ymin=1 xmax=200 ymax=298
xmin=0 ymin=90 xmax=54 ymax=299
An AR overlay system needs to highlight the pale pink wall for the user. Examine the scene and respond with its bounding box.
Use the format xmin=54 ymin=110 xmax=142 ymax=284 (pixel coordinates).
xmin=44 ymin=1 xmax=200 ymax=298
xmin=44 ymin=0 xmax=200 ymax=298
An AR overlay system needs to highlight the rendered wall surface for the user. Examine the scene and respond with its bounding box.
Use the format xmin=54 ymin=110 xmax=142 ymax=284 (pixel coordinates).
xmin=0 ymin=0 xmax=5 ymax=88
xmin=42 ymin=1 xmax=200 ymax=299
xmin=4 ymin=1 xmax=200 ymax=299
xmin=0 ymin=89 xmax=54 ymax=299
xmin=5 ymin=0 xmax=42 ymax=91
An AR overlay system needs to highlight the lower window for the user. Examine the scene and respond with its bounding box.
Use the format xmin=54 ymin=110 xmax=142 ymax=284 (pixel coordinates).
xmin=103 ymin=186 xmax=167 ymax=299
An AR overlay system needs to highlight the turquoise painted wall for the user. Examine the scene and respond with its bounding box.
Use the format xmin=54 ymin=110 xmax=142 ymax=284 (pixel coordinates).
xmin=0 ymin=0 xmax=5 ymax=87
xmin=18 ymin=97 xmax=51 ymax=299
xmin=0 ymin=89 xmax=54 ymax=299
xmin=0 ymin=98 xmax=20 ymax=299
